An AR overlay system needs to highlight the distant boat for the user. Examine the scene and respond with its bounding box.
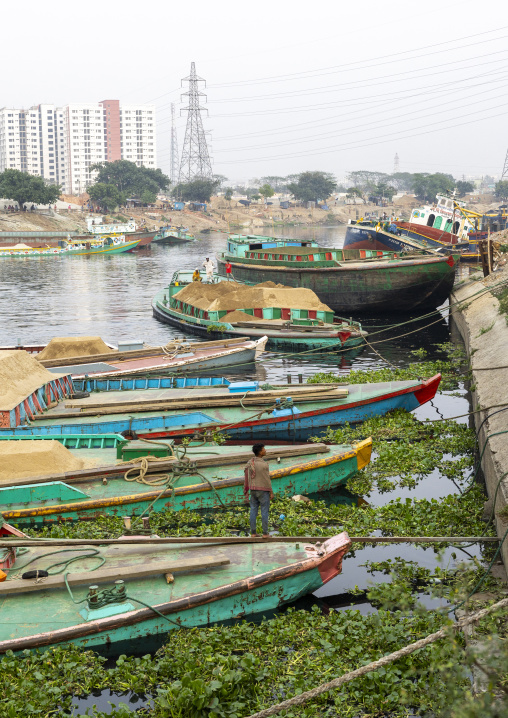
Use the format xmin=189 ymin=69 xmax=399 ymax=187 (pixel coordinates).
xmin=0 ymin=521 xmax=351 ymax=656
xmin=0 ymin=438 xmax=371 ymax=526
xmin=152 ymin=270 xmax=368 ymax=352
xmin=216 ymin=235 xmax=458 ymax=314
xmin=153 ymin=226 xmax=195 ymax=243
xmin=0 ymin=235 xmax=141 ymax=257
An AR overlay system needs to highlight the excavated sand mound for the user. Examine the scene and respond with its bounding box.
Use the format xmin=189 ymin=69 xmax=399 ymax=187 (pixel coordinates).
xmin=0 ymin=351 xmax=68 ymax=411
xmin=37 ymin=336 xmax=114 ymax=360
xmin=174 ymin=282 xmax=331 ymax=313
xmin=0 ymin=441 xmax=85 ymax=481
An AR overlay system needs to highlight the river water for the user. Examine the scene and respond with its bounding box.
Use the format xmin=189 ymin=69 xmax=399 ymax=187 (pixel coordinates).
xmin=1 ymin=226 xmax=478 ymax=638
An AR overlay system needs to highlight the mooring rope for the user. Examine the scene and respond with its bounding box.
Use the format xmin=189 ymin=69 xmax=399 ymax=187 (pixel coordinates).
xmin=243 ymin=596 xmax=508 ymax=718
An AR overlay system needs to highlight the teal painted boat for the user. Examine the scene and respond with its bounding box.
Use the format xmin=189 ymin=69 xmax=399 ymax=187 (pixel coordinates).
xmin=216 ymin=236 xmax=458 ymax=314
xmin=152 ymin=270 xmax=367 ymax=352
xmin=0 ymin=528 xmax=351 ymax=656
xmin=0 ymin=236 xmax=141 ymax=257
xmin=0 ymin=439 xmax=372 ymax=526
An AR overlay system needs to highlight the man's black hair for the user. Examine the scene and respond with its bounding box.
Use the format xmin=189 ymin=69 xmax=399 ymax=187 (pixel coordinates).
xmin=252 ymin=443 xmax=265 ymax=456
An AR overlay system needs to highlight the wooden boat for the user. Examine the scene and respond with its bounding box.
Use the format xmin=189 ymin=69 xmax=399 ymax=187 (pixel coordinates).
xmin=216 ymin=236 xmax=458 ymax=314
xmin=153 ymin=226 xmax=195 ymax=243
xmin=0 ymin=235 xmax=141 ymax=257
xmin=0 ymin=439 xmax=372 ymax=526
xmin=344 ymin=219 xmax=471 ymax=258
xmin=34 ymin=336 xmax=267 ymax=381
xmin=152 ymin=271 xmax=367 ymax=352
xmin=0 ymin=531 xmax=351 ymax=656
xmin=0 ymin=375 xmax=441 ymax=441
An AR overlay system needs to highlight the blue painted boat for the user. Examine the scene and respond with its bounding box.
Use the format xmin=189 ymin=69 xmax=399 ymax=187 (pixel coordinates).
xmin=0 ymin=376 xmax=441 ymax=442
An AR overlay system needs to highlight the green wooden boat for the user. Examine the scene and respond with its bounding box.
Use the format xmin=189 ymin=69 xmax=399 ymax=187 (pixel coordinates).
xmin=152 ymin=270 xmax=367 ymax=351
xmin=153 ymin=226 xmax=195 ymax=243
xmin=216 ymin=236 xmax=458 ymax=314
xmin=0 ymin=439 xmax=371 ymax=526
xmin=0 ymin=526 xmax=350 ymax=656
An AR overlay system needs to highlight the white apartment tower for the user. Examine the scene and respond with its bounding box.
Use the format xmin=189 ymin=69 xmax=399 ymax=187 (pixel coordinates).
xmin=0 ymin=100 xmax=156 ymax=195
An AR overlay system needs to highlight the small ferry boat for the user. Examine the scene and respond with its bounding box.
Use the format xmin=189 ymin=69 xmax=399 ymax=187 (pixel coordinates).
xmin=216 ymin=236 xmax=459 ymax=314
xmin=152 ymin=270 xmax=367 ymax=352
xmin=0 ymin=235 xmax=141 ymax=257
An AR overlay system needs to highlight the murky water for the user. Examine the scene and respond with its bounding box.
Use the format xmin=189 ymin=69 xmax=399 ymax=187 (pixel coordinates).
xmin=1 ymin=226 xmax=479 ymax=681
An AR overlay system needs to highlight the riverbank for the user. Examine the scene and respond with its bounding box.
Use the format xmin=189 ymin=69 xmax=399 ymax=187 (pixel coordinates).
xmin=451 ymin=261 xmax=508 ymax=570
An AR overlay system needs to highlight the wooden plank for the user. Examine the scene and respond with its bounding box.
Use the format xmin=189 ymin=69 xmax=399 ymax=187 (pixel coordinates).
xmin=0 ymin=555 xmax=230 ymax=595
xmin=65 ymin=385 xmax=346 ymax=410
xmin=50 ymin=389 xmax=348 ymax=419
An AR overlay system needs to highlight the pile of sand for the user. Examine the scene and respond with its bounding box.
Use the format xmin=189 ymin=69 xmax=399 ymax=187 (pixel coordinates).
xmin=0 ymin=351 xmax=69 ymax=411
xmin=0 ymin=441 xmax=85 ymax=481
xmin=37 ymin=336 xmax=114 ymax=360
xmin=173 ymin=281 xmax=331 ymax=313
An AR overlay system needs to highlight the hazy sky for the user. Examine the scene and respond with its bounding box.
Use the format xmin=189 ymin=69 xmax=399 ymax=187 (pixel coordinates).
xmin=2 ymin=0 xmax=507 ymax=184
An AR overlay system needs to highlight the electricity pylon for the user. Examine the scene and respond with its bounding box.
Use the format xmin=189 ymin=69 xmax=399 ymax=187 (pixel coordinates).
xmin=178 ymin=62 xmax=213 ymax=182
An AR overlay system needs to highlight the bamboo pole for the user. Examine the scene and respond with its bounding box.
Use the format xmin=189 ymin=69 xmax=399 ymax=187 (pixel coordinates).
xmin=0 ymin=536 xmax=499 ymax=548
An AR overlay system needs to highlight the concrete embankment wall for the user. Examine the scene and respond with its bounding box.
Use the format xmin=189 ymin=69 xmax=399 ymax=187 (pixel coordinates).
xmin=451 ymin=266 xmax=508 ymax=569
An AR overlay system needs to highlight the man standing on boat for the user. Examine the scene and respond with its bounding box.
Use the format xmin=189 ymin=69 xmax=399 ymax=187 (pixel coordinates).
xmin=225 ymin=260 xmax=232 ymax=280
xmin=203 ymin=257 xmax=214 ymax=282
xmin=244 ymin=444 xmax=273 ymax=538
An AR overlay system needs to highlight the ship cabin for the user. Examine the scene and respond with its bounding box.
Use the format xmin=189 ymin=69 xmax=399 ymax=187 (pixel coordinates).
xmin=410 ymin=195 xmax=473 ymax=238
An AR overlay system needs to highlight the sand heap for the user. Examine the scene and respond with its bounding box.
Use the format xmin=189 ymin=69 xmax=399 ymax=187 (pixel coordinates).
xmin=0 ymin=350 xmax=68 ymax=412
xmin=0 ymin=441 xmax=85 ymax=481
xmin=173 ymin=281 xmax=331 ymax=313
xmin=37 ymin=336 xmax=114 ymax=360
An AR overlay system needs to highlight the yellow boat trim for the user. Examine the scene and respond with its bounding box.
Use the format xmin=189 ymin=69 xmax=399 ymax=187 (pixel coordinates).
xmin=1 ymin=440 xmax=372 ymax=519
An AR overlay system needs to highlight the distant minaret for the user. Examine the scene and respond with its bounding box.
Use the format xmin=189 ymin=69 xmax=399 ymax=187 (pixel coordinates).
xmin=393 ymin=153 xmax=400 ymax=173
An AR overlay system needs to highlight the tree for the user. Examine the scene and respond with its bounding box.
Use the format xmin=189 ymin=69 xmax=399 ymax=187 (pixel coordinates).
xmin=346 ymin=187 xmax=365 ymax=204
xmin=89 ymin=160 xmax=169 ymax=199
xmin=258 ymin=184 xmax=275 ymax=202
xmin=347 ymin=170 xmax=389 ymax=192
xmin=0 ymin=169 xmax=61 ymax=209
xmin=224 ymin=188 xmax=234 ymax=201
xmin=374 ymin=182 xmax=397 ymax=201
xmin=455 ymin=181 xmax=474 ymax=197
xmin=173 ymin=178 xmax=220 ymax=203
xmin=494 ymin=181 xmax=508 ymax=201
xmin=87 ymin=183 xmax=124 ymax=212
xmin=213 ymin=175 xmax=228 ymax=190
xmin=287 ymin=171 xmax=336 ymax=203
xmin=411 ymin=173 xmax=455 ymax=202
xmin=261 ymin=176 xmax=287 ymax=191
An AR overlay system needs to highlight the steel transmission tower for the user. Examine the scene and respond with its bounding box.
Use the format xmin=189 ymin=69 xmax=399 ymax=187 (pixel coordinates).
xmin=502 ymin=148 xmax=508 ymax=180
xmin=170 ymin=104 xmax=179 ymax=184
xmin=178 ymin=62 xmax=213 ymax=182
xmin=393 ymin=153 xmax=400 ymax=173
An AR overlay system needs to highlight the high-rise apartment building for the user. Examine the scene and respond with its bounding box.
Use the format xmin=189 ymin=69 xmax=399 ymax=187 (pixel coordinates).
xmin=0 ymin=100 xmax=156 ymax=195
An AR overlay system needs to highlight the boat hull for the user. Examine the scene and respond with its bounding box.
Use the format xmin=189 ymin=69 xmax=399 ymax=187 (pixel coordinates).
xmin=0 ymin=534 xmax=350 ymax=656
xmin=216 ymin=255 xmax=457 ymax=314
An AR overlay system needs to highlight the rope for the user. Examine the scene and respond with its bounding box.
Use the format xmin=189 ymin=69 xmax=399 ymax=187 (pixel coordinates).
xmin=243 ymin=596 xmax=508 ymax=718
xmin=7 ymin=548 xmax=105 ymax=579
